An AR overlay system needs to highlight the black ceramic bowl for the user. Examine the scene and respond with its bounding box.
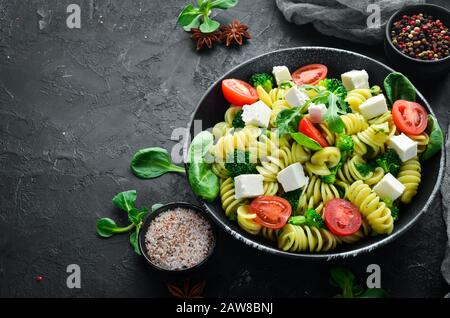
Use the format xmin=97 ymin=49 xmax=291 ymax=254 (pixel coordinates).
xmin=138 ymin=202 xmax=216 ymax=273
xmin=384 ymin=4 xmax=450 ymax=79
xmin=187 ymin=47 xmax=445 ymax=260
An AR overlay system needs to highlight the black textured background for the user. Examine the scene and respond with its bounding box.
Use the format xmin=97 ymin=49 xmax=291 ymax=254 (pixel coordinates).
xmin=0 ymin=0 xmax=449 ymax=297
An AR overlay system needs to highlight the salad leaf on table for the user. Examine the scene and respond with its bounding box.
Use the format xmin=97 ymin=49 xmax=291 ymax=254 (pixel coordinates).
xmin=131 ymin=147 xmax=185 ymax=179
xmin=330 ymin=267 xmax=386 ymax=298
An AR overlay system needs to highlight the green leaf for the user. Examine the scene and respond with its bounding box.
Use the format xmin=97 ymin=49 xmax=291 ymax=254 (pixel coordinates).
xmin=290 ymin=132 xmax=322 ymax=151
xmin=130 ymin=229 xmax=141 ymax=255
xmin=188 ymin=131 xmax=214 ymax=163
xmin=199 ymin=15 xmax=220 ymax=33
xmin=96 ymin=218 xmax=120 ymax=238
xmin=325 ymin=93 xmax=345 ymax=133
xmin=112 ymin=190 xmax=137 ymax=212
xmin=421 ymin=115 xmax=444 ymax=161
xmin=330 ymin=267 xmax=354 ymax=291
xmin=358 ymin=288 xmax=386 ymax=298
xmin=177 ymin=4 xmax=201 ymax=28
xmin=210 ymin=0 xmax=238 ymax=9
xmin=131 ymin=147 xmax=185 ymax=179
xmin=182 ymin=14 xmax=202 ymax=31
xmin=275 ymin=107 xmax=303 ymax=137
xmin=188 ymin=162 xmax=220 ymax=202
xmin=151 ymin=203 xmax=164 ymax=212
xmin=383 ymin=72 xmax=416 ymax=104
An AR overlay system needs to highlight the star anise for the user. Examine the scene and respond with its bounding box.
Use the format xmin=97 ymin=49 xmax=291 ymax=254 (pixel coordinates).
xmin=167 ymin=278 xmax=206 ymax=298
xmin=191 ymin=29 xmax=222 ymax=50
xmin=220 ymin=20 xmax=251 ymax=46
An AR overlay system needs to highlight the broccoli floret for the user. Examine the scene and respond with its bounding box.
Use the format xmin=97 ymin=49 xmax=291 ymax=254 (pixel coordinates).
xmin=321 ymin=163 xmax=341 ymax=184
xmin=232 ymin=110 xmax=245 ymax=128
xmin=375 ymin=149 xmax=401 ymax=176
xmin=370 ymin=85 xmax=382 ymax=96
xmin=288 ymin=209 xmax=324 ymax=228
xmin=355 ymin=162 xmax=377 ymax=177
xmin=281 ymin=189 xmax=301 ymax=214
xmin=249 ymin=73 xmax=275 ymax=92
xmin=279 ymin=81 xmax=294 ymax=89
xmin=382 ymin=198 xmax=399 ymax=222
xmin=224 ymin=150 xmax=257 ymax=177
xmin=336 ymin=134 xmax=354 ymax=155
xmin=319 ymin=78 xmax=351 ymax=113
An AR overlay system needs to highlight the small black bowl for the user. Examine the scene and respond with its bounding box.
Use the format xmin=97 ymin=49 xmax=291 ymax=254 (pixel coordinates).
xmin=384 ymin=4 xmax=450 ymax=80
xmin=138 ymin=202 xmax=216 ymax=274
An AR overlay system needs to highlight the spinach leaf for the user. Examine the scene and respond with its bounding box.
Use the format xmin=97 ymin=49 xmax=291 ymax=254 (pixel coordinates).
xmin=421 ymin=115 xmax=444 ymax=161
xmin=210 ymin=0 xmax=238 ymax=10
xmin=383 ymin=72 xmax=416 ymax=104
xmin=188 ymin=162 xmax=220 ymax=202
xmin=187 ymin=131 xmax=214 ymax=163
xmin=275 ymin=107 xmax=303 ymax=137
xmin=112 ymin=190 xmax=137 ymax=212
xmin=131 ymin=147 xmax=185 ymax=179
xmin=129 ymin=229 xmax=141 ymax=255
xmin=330 ymin=266 xmax=387 ymax=298
xmin=324 ymin=93 xmax=345 ymax=133
xmin=290 ymin=132 xmax=322 ymax=151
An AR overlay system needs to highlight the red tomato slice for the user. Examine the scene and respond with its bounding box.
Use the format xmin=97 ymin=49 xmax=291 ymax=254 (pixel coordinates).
xmin=298 ymin=117 xmax=329 ymax=147
xmin=292 ymin=64 xmax=328 ymax=86
xmin=392 ymin=100 xmax=428 ymax=135
xmin=323 ymin=199 xmax=362 ymax=236
xmin=222 ymin=79 xmax=258 ymax=106
xmin=250 ymin=196 xmax=292 ymax=230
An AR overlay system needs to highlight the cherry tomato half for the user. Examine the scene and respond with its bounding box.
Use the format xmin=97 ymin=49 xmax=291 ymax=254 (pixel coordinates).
xmin=298 ymin=117 xmax=329 ymax=147
xmin=323 ymin=199 xmax=362 ymax=236
xmin=392 ymin=100 xmax=428 ymax=135
xmin=292 ymin=64 xmax=328 ymax=86
xmin=221 ymin=79 xmax=258 ymax=106
xmin=250 ymin=196 xmax=292 ymax=230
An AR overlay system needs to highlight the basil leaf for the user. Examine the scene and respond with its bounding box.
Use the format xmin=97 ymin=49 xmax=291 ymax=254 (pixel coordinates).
xmin=131 ymin=147 xmax=185 ymax=179
xmin=421 ymin=115 xmax=444 ymax=161
xmin=112 ymin=190 xmax=136 ymax=212
xmin=188 ymin=131 xmax=214 ymax=163
xmin=130 ymin=229 xmax=141 ymax=255
xmin=96 ymin=218 xmax=120 ymax=238
xmin=383 ymin=72 xmax=416 ymax=104
xmin=188 ymin=162 xmax=219 ymax=202
xmin=210 ymin=0 xmax=238 ymax=9
xmin=177 ymin=4 xmax=201 ymax=29
xmin=330 ymin=267 xmax=354 ymax=291
xmin=290 ymin=132 xmax=322 ymax=151
xmin=199 ymin=15 xmax=220 ymax=33
xmin=325 ymin=93 xmax=345 ymax=133
xmin=275 ymin=107 xmax=303 ymax=137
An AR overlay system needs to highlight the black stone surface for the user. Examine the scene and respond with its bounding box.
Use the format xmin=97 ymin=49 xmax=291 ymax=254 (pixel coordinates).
xmin=0 ymin=0 xmax=449 ymax=297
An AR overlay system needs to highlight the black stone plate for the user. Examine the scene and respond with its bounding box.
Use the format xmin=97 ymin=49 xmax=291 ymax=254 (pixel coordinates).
xmin=187 ymin=47 xmax=445 ymax=259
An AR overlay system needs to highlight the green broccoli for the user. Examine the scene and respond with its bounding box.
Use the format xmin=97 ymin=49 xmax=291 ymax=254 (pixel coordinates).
xmin=370 ymin=85 xmax=382 ymax=96
xmin=382 ymin=198 xmax=400 ymax=222
xmin=375 ymin=149 xmax=401 ymax=176
xmin=279 ymin=81 xmax=294 ymax=89
xmin=336 ymin=134 xmax=354 ymax=157
xmin=355 ymin=162 xmax=377 ymax=177
xmin=281 ymin=189 xmax=301 ymax=214
xmin=232 ymin=110 xmax=245 ymax=128
xmin=224 ymin=150 xmax=257 ymax=177
xmin=249 ymin=73 xmax=275 ymax=92
xmin=321 ymin=163 xmax=341 ymax=184
xmin=288 ymin=209 xmax=324 ymax=228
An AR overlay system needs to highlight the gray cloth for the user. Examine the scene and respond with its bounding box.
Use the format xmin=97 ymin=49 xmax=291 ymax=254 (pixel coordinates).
xmin=442 ymin=124 xmax=450 ymax=297
xmin=276 ymin=0 xmax=425 ymax=44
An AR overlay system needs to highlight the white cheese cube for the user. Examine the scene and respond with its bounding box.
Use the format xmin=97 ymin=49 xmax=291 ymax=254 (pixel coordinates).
xmin=285 ymin=86 xmax=309 ymax=107
xmin=341 ymin=70 xmax=369 ymax=91
xmin=272 ymin=66 xmax=292 ymax=86
xmin=388 ymin=133 xmax=418 ymax=162
xmin=234 ymin=174 xmax=264 ymax=199
xmin=373 ymin=173 xmax=406 ymax=201
xmin=358 ymin=94 xmax=388 ymax=119
xmin=308 ymin=103 xmax=327 ymax=123
xmin=277 ymin=163 xmax=309 ymax=192
xmin=242 ymin=100 xmax=272 ymax=128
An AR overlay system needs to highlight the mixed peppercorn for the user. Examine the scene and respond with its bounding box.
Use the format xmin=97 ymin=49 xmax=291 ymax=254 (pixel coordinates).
xmin=390 ymin=13 xmax=449 ymax=60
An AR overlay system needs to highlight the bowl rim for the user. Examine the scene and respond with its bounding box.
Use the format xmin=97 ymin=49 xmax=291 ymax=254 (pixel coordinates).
xmin=138 ymin=202 xmax=217 ymax=272
xmin=186 ymin=46 xmax=445 ymax=260
xmin=385 ymin=3 xmax=450 ymax=64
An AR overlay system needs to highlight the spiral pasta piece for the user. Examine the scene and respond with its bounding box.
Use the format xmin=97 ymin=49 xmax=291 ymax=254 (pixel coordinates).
xmin=353 ymin=122 xmax=390 ymax=158
xmin=397 ymin=157 xmax=421 ymax=204
xmin=220 ymin=177 xmax=248 ymax=219
xmin=318 ymin=122 xmax=336 ymax=145
xmin=407 ymin=133 xmax=429 ymax=154
xmin=341 ymin=113 xmax=369 ymax=135
xmin=336 ymin=219 xmax=371 ymax=244
xmin=213 ymin=127 xmax=261 ymax=161
xmin=270 ymin=99 xmax=291 ymax=127
xmin=261 ymin=227 xmax=277 ymax=241
xmin=256 ymin=149 xmax=288 ymax=182
xmin=224 ymin=106 xmax=242 ymax=126
xmin=212 ymin=122 xmax=231 ymax=140
xmin=263 ymin=181 xmax=279 ymax=196
xmin=211 ymin=162 xmax=229 ymax=179
xmin=277 ymin=224 xmax=339 ymax=252
xmin=368 ymin=111 xmax=396 ymax=138
xmin=305 ymin=147 xmax=341 ymax=176
xmin=345 ymin=88 xmax=372 ymax=112
xmin=298 ymin=176 xmax=340 ymax=213
xmin=347 ymin=180 xmax=393 ymax=234
xmin=256 ymin=86 xmax=273 ymax=107
xmin=337 ymin=155 xmax=385 ymax=185
xmin=237 ymin=205 xmax=261 ymax=235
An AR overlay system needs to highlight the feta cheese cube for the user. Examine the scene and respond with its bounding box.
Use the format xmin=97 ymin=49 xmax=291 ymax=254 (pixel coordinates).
xmin=373 ymin=173 xmax=406 ymax=201
xmin=285 ymin=86 xmax=309 ymax=107
xmin=358 ymin=94 xmax=388 ymax=119
xmin=341 ymin=70 xmax=369 ymax=91
xmin=242 ymin=100 xmax=272 ymax=128
xmin=234 ymin=174 xmax=264 ymax=199
xmin=308 ymin=103 xmax=327 ymax=123
xmin=277 ymin=163 xmax=309 ymax=192
xmin=388 ymin=133 xmax=418 ymax=162
xmin=272 ymin=66 xmax=292 ymax=86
